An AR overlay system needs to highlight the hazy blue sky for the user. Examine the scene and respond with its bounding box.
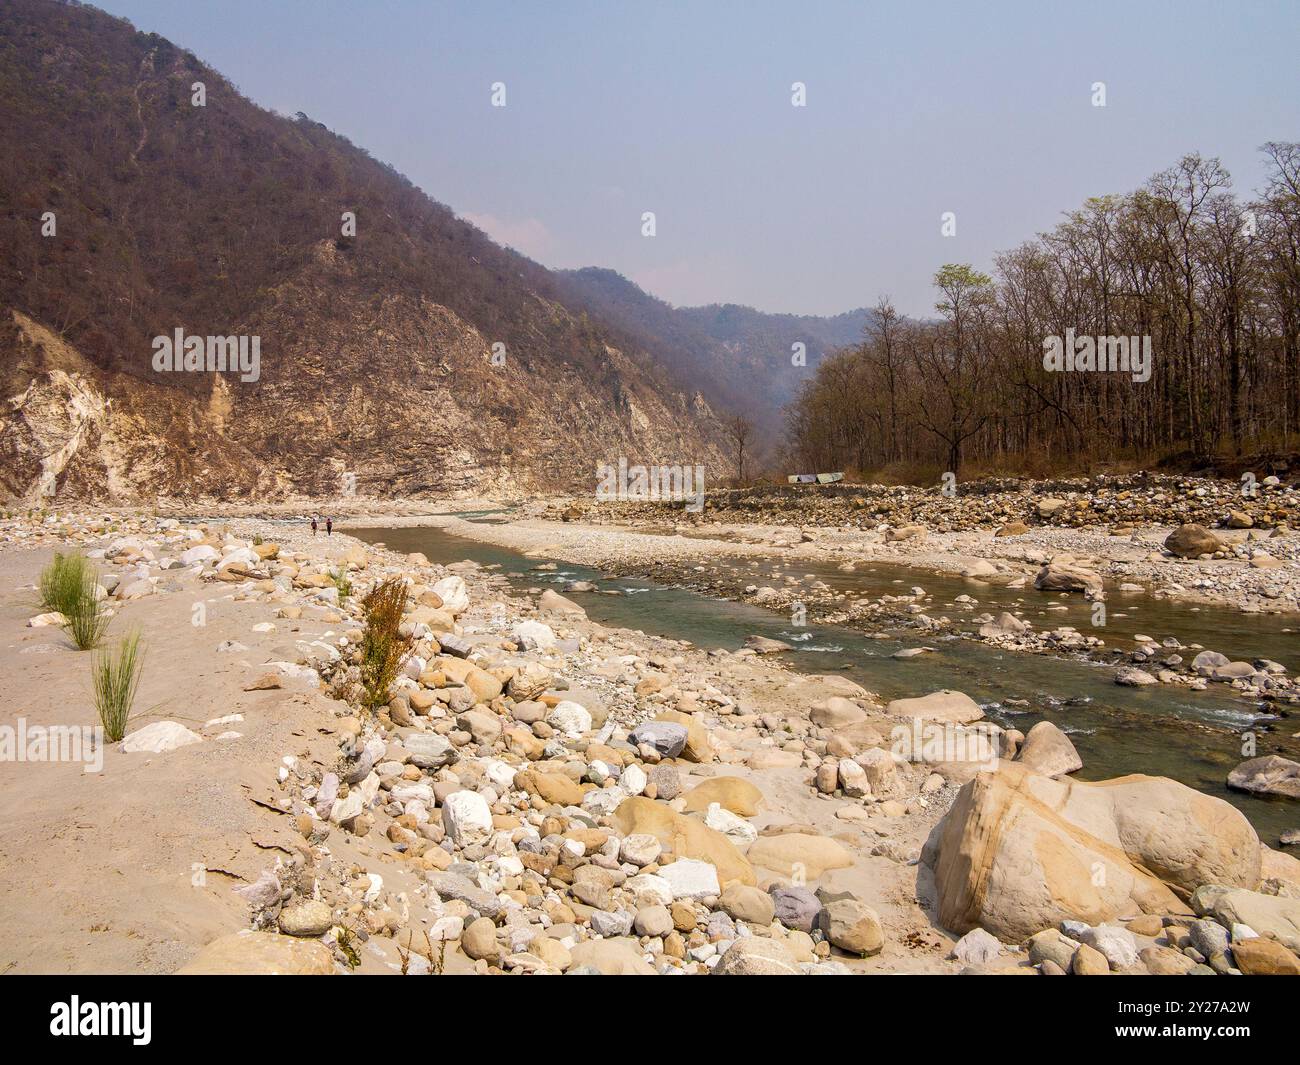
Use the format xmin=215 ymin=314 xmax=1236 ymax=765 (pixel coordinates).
xmin=97 ymin=0 xmax=1300 ymax=317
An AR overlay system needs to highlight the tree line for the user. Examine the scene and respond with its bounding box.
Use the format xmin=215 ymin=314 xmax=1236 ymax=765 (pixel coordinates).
xmin=784 ymin=145 xmax=1300 ymax=479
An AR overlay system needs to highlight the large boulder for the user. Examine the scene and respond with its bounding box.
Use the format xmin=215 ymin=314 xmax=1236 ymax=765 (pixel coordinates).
xmin=1191 ymin=650 xmax=1230 ymax=675
xmin=628 ymin=721 xmax=688 ymax=758
xmin=515 ymin=770 xmax=584 ymax=806
xmin=810 ymin=697 xmax=867 ymax=729
xmin=1015 ymin=720 xmax=1082 ymax=777
xmin=924 ymin=763 xmax=1261 ymax=943
xmin=442 ymin=790 xmax=493 ymax=846
xmin=746 ymin=833 xmax=854 ymax=880
xmin=745 ymin=635 xmax=791 ymax=654
xmin=886 ymin=689 xmax=984 ymax=724
xmin=1034 ymin=562 xmax=1103 ymax=599
xmin=769 ymin=884 xmax=822 ymax=932
xmin=653 ymin=709 xmax=713 ymax=762
xmin=511 ymin=620 xmax=556 ymax=651
xmin=611 ymin=796 xmax=755 ymax=887
xmin=431 ymin=576 xmax=470 ymax=614
xmin=979 ymin=612 xmax=1029 ymax=637
xmin=538 ymin=589 xmax=585 ymax=616
xmin=437 ymin=657 xmax=503 ymax=703
xmin=568 ymin=937 xmax=656 ymax=975
xmin=176 ymin=930 xmax=335 ymax=975
xmin=1164 ymin=524 xmax=1222 ymax=558
xmin=1192 ymin=886 xmax=1300 ymax=952
xmin=120 ymin=721 xmax=202 ymax=754
xmin=681 ymin=777 xmax=763 ymax=817
xmin=819 ymin=898 xmax=884 ymax=956
xmin=712 ymin=936 xmax=801 ymax=975
xmin=1227 ymin=755 xmax=1300 ymax=800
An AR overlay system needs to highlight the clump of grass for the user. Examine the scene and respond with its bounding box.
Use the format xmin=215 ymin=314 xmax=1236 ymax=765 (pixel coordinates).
xmin=359 ymin=578 xmax=413 ymax=710
xmin=93 ymin=628 xmax=144 ymax=742
xmin=39 ymin=551 xmax=94 ymax=616
xmin=330 ymin=567 xmax=352 ymax=598
xmin=51 ymin=556 xmax=112 ymax=650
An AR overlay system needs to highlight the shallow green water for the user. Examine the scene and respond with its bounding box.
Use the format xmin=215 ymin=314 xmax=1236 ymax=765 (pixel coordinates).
xmin=350 ymin=522 xmax=1300 ymax=845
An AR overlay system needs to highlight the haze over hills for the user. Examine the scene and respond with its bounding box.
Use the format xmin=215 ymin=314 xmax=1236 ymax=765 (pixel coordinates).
xmin=1 ymin=0 xmax=826 ymax=501
xmin=555 ymin=267 xmax=873 ymax=439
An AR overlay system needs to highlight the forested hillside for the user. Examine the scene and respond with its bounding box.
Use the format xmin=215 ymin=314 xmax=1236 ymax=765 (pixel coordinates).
xmin=787 ymin=149 xmax=1300 ymax=479
xmin=0 ymin=0 xmax=727 ymax=500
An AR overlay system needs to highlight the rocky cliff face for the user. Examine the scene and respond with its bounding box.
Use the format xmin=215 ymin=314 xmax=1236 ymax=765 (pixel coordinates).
xmin=0 ymin=0 xmax=725 ymax=503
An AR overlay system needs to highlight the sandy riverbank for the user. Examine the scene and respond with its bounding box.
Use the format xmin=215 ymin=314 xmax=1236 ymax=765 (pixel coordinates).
xmin=4 ymin=506 xmax=1298 ymax=977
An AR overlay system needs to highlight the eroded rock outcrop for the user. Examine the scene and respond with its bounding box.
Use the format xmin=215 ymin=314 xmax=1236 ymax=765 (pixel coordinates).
xmin=924 ymin=762 xmax=1261 ymax=942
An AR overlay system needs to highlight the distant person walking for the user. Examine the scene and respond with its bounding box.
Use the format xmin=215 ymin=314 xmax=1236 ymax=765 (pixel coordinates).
xmin=311 ymin=516 xmax=318 ymax=536
xmin=326 ymin=517 xmax=333 ymax=536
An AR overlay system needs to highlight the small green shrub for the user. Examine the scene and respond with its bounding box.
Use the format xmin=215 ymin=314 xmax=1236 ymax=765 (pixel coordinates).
xmin=52 ymin=556 xmax=111 ymax=650
xmin=330 ymin=567 xmax=352 ymax=598
xmin=93 ymin=628 xmax=144 ymax=742
xmin=39 ymin=551 xmax=94 ymax=616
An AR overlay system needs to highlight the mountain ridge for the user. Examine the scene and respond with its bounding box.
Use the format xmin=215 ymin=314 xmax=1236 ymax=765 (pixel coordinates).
xmin=0 ymin=0 xmax=731 ymax=501
xmin=555 ymin=266 xmax=873 ymax=438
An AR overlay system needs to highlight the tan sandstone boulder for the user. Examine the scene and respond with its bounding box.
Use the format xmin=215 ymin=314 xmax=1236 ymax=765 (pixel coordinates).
xmin=176 ymin=930 xmax=335 ymax=975
xmin=746 ymin=832 xmax=854 ymax=880
xmin=886 ymin=689 xmax=984 ymax=724
xmin=681 ymin=777 xmax=764 ymax=817
xmin=925 ymin=762 xmax=1260 ymax=943
xmin=1015 ymin=720 xmax=1083 ymax=777
xmin=611 ymin=796 xmax=755 ymax=887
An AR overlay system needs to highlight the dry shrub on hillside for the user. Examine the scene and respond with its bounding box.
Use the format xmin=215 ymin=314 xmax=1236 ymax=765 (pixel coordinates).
xmin=359 ymin=578 xmax=413 ymax=710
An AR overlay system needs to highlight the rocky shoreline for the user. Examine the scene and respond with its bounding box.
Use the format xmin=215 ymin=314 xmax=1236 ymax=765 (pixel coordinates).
xmin=2 ymin=506 xmax=1298 ymax=977
xmin=358 ymin=503 xmax=1300 ymax=712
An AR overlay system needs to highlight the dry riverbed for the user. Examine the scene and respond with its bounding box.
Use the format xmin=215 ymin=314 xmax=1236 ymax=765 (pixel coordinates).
xmin=2 ymin=503 xmax=1298 ymax=978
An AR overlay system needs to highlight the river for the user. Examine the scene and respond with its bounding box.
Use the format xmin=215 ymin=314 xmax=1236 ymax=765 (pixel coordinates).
xmin=349 ymin=519 xmax=1300 ymax=845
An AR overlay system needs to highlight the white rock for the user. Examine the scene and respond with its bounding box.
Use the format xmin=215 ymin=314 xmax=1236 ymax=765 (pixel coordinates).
xmin=704 ymin=802 xmax=758 ymax=845
xmin=511 ymin=620 xmax=557 ymax=652
xmin=949 ymin=927 xmax=1003 ymax=966
xmin=179 ymin=545 xmax=220 ymax=566
xmin=625 ymin=873 xmax=674 ymax=907
xmin=547 ymin=700 xmax=592 ymax=738
xmin=430 ymin=915 xmax=465 ymax=941
xmin=1080 ymin=924 xmax=1139 ymax=970
xmin=619 ymin=833 xmax=662 ymax=867
xmin=659 ymin=858 xmax=720 ymax=900
xmin=581 ymin=785 xmax=628 ymax=816
xmin=481 ymin=758 xmax=519 ymax=792
xmin=432 ymin=576 xmax=470 ymax=615
xmin=217 ymin=547 xmax=260 ymax=569
xmin=120 ymin=721 xmax=202 ymax=754
xmin=27 ymin=612 xmax=66 ymax=628
xmin=442 ymin=790 xmax=493 ymax=846
xmin=330 ymin=790 xmax=365 ymax=824
xmin=390 ymin=782 xmax=435 ymax=804
xmin=620 ymin=763 xmax=648 ymax=796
